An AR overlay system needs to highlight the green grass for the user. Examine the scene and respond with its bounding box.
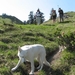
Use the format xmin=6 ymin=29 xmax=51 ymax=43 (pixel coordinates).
xmin=51 ymin=49 xmax=75 ymax=75
xmin=0 ymin=12 xmax=75 ymax=75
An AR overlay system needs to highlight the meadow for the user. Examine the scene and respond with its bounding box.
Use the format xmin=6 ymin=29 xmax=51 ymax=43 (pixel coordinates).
xmin=0 ymin=12 xmax=75 ymax=75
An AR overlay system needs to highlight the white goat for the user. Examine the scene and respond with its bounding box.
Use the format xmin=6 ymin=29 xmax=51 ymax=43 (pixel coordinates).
xmin=11 ymin=44 xmax=50 ymax=75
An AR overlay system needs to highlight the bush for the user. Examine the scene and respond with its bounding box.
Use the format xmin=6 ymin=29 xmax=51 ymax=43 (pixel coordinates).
xmin=60 ymin=31 xmax=75 ymax=50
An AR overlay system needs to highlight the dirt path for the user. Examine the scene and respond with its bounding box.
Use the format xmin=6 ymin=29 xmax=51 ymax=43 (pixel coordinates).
xmin=50 ymin=46 xmax=65 ymax=64
xmin=34 ymin=46 xmax=66 ymax=75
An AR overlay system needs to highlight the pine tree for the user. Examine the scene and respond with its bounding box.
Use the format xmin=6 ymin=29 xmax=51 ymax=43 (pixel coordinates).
xmin=28 ymin=11 xmax=34 ymax=24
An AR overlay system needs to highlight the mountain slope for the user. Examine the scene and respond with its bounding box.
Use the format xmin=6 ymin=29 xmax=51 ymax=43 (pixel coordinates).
xmin=0 ymin=14 xmax=23 ymax=24
xmin=43 ymin=11 xmax=75 ymax=25
xmin=0 ymin=11 xmax=75 ymax=75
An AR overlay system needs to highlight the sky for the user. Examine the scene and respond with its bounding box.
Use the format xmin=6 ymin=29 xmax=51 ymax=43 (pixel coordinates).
xmin=0 ymin=0 xmax=75 ymax=22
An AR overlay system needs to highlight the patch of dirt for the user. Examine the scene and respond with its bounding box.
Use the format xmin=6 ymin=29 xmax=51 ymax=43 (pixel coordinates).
xmin=49 ymin=46 xmax=66 ymax=64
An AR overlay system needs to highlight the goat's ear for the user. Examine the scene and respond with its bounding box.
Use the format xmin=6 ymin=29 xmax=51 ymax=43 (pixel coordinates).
xmin=18 ymin=46 xmax=21 ymax=51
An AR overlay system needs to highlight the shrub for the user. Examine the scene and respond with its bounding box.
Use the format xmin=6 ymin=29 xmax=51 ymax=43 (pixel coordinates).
xmin=60 ymin=31 xmax=75 ymax=50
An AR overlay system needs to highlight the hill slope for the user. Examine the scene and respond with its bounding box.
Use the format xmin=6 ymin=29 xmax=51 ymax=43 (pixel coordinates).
xmin=44 ymin=11 xmax=75 ymax=25
xmin=0 ymin=14 xmax=23 ymax=24
xmin=0 ymin=11 xmax=75 ymax=75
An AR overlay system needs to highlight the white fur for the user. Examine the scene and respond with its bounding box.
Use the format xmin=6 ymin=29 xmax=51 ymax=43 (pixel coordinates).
xmin=11 ymin=44 xmax=50 ymax=75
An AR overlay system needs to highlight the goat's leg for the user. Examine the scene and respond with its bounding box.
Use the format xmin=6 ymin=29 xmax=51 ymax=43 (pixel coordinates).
xmin=11 ymin=58 xmax=24 ymax=71
xmin=37 ymin=56 xmax=41 ymax=69
xmin=29 ymin=60 xmax=35 ymax=75
xmin=38 ymin=55 xmax=44 ymax=71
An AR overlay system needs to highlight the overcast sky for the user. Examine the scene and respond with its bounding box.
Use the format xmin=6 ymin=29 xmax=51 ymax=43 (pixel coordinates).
xmin=0 ymin=0 xmax=75 ymax=22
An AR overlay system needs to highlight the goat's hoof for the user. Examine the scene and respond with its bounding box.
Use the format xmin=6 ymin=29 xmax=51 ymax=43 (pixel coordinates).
xmin=29 ymin=72 xmax=34 ymax=75
xmin=11 ymin=68 xmax=15 ymax=72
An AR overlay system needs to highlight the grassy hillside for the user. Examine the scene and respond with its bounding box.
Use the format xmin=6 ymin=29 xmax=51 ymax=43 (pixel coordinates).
xmin=0 ymin=14 xmax=23 ymax=24
xmin=0 ymin=12 xmax=75 ymax=75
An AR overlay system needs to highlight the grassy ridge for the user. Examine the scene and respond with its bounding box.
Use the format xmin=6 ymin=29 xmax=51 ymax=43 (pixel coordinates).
xmin=0 ymin=24 xmax=59 ymax=75
xmin=0 ymin=12 xmax=75 ymax=75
